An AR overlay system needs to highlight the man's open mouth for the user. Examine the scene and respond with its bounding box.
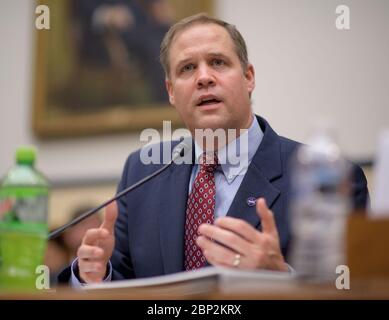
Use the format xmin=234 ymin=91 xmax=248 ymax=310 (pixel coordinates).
xmin=197 ymin=97 xmax=222 ymax=106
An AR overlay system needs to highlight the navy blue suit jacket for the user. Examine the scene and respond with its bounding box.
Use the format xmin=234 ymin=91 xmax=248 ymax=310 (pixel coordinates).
xmin=58 ymin=116 xmax=369 ymax=283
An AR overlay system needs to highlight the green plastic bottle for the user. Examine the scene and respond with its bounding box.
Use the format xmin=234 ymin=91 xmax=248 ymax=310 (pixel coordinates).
xmin=0 ymin=146 xmax=49 ymax=290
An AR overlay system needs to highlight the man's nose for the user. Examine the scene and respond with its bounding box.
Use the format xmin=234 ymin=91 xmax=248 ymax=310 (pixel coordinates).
xmin=196 ymin=65 xmax=215 ymax=89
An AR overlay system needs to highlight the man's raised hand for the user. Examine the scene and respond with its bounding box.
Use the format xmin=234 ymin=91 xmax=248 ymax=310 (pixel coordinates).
xmin=78 ymin=201 xmax=118 ymax=283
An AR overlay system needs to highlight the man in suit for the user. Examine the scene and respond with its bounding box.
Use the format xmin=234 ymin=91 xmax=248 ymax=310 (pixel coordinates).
xmin=61 ymin=14 xmax=368 ymax=284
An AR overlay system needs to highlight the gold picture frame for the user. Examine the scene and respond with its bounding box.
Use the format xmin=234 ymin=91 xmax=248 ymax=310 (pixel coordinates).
xmin=33 ymin=0 xmax=213 ymax=138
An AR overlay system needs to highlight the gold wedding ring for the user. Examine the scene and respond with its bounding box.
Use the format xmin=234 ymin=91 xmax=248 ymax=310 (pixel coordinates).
xmin=232 ymin=254 xmax=241 ymax=267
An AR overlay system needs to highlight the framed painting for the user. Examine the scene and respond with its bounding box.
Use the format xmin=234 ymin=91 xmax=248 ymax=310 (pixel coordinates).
xmin=33 ymin=0 xmax=213 ymax=138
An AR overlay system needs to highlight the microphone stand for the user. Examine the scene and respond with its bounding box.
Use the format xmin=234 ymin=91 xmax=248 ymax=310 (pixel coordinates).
xmin=48 ymin=143 xmax=189 ymax=240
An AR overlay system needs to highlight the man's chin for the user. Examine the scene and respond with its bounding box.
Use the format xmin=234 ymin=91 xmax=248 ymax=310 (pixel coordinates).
xmin=194 ymin=116 xmax=229 ymax=131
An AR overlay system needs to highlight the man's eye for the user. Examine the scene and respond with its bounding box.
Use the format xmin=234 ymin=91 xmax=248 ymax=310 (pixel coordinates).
xmin=212 ymin=59 xmax=225 ymax=67
xmin=182 ymin=64 xmax=195 ymax=72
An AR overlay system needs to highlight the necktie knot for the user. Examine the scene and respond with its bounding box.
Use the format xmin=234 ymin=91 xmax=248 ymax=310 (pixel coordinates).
xmin=199 ymin=152 xmax=219 ymax=173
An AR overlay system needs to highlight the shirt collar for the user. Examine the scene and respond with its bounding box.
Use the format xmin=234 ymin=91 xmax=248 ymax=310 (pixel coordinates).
xmin=194 ymin=115 xmax=264 ymax=183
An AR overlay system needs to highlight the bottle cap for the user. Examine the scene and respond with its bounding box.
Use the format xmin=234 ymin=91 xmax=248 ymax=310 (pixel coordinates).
xmin=16 ymin=146 xmax=36 ymax=165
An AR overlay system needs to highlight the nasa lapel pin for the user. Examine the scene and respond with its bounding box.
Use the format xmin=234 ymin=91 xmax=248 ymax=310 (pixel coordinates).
xmin=246 ymin=197 xmax=257 ymax=207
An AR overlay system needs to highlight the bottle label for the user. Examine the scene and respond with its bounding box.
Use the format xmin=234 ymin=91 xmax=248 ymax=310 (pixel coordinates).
xmin=0 ymin=198 xmax=14 ymax=221
xmin=0 ymin=194 xmax=48 ymax=223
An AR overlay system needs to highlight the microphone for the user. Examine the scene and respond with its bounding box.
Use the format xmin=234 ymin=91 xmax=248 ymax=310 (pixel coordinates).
xmin=48 ymin=141 xmax=190 ymax=240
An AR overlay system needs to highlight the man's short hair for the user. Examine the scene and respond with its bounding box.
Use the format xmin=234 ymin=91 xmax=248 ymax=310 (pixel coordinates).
xmin=160 ymin=13 xmax=249 ymax=78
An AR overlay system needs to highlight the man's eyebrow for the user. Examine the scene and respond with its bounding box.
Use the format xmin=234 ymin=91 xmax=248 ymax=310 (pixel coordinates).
xmin=175 ymin=58 xmax=193 ymax=70
xmin=208 ymin=52 xmax=230 ymax=59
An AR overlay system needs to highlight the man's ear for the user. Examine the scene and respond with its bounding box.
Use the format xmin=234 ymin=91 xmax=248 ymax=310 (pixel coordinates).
xmin=245 ymin=64 xmax=255 ymax=95
xmin=165 ymin=79 xmax=175 ymax=106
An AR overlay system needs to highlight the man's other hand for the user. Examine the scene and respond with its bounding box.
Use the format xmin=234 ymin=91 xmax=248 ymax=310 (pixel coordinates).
xmin=196 ymin=198 xmax=288 ymax=272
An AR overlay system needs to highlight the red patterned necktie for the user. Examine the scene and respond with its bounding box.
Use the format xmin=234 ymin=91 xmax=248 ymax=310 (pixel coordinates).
xmin=184 ymin=152 xmax=219 ymax=270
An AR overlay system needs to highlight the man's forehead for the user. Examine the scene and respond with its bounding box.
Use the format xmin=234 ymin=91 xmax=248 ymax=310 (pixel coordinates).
xmin=172 ymin=22 xmax=231 ymax=47
xmin=170 ymin=23 xmax=234 ymax=58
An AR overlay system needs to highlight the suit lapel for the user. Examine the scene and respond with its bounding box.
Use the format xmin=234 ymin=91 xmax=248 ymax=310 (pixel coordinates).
xmin=226 ymin=116 xmax=283 ymax=230
xmin=226 ymin=163 xmax=280 ymax=229
xmin=157 ymin=155 xmax=193 ymax=275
